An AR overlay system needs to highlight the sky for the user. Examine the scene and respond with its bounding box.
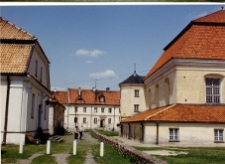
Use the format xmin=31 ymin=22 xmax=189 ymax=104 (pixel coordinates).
xmin=0 ymin=4 xmax=223 ymax=91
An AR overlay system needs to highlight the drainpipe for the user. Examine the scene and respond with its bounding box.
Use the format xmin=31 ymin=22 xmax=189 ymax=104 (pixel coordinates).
xmin=128 ymin=123 xmax=131 ymax=139
xmin=156 ymin=122 xmax=159 ymax=145
xmin=90 ymin=106 xmax=92 ymax=129
xmin=2 ymin=76 xmax=11 ymax=145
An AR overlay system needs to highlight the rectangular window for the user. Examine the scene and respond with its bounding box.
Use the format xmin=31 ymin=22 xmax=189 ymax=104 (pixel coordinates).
xmin=214 ymin=129 xmax=224 ymax=142
xmin=74 ymin=117 xmax=78 ymax=123
xmin=169 ymin=128 xmax=179 ymax=141
xmin=94 ymin=107 xmax=97 ymax=113
xmin=134 ymin=105 xmax=139 ymax=112
xmin=31 ymin=94 xmax=35 ymax=118
xmin=108 ymin=108 xmax=112 ymax=113
xmin=205 ymin=78 xmax=220 ymax=104
xmin=108 ymin=118 xmax=111 ymax=124
xmin=75 ymin=107 xmax=78 ymax=113
xmin=40 ymin=67 xmax=43 ymax=83
xmin=94 ymin=118 xmax=97 ymax=124
xmin=83 ymin=107 xmax=86 ymax=113
xmin=83 ymin=118 xmax=86 ymax=124
xmin=134 ymin=90 xmax=139 ymax=97
xmin=101 ymin=108 xmax=104 ymax=113
xmin=35 ymin=60 xmax=38 ymax=77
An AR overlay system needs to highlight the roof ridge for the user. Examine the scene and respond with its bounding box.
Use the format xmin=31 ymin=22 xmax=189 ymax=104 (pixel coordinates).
xmin=144 ymin=104 xmax=176 ymax=121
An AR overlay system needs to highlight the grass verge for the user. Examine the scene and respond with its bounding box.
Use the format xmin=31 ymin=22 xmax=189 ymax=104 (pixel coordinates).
xmin=134 ymin=146 xmax=225 ymax=164
xmin=97 ymin=129 xmax=119 ymax=136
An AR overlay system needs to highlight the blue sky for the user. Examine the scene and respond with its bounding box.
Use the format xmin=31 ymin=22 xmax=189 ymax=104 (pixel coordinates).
xmin=1 ymin=4 xmax=222 ymax=91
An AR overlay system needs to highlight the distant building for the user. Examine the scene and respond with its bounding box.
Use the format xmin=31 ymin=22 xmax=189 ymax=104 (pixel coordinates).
xmin=120 ymin=10 xmax=225 ymax=146
xmin=0 ymin=17 xmax=51 ymax=145
xmin=53 ymin=88 xmax=120 ymax=131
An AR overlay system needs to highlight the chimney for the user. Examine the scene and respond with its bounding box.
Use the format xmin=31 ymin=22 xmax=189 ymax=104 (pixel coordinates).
xmin=106 ymin=87 xmax=110 ymax=92
xmin=78 ymin=87 xmax=81 ymax=96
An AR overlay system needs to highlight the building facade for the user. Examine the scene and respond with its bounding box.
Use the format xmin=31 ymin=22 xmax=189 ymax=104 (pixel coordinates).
xmin=53 ymin=88 xmax=120 ymax=131
xmin=120 ymin=10 xmax=225 ymax=146
xmin=0 ymin=17 xmax=51 ymax=145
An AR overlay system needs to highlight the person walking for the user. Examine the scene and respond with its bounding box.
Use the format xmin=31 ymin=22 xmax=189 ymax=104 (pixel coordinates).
xmin=74 ymin=126 xmax=79 ymax=140
xmin=79 ymin=125 xmax=83 ymax=140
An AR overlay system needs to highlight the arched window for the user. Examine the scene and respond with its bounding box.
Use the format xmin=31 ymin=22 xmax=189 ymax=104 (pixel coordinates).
xmin=155 ymin=84 xmax=159 ymax=107
xmin=164 ymin=78 xmax=170 ymax=105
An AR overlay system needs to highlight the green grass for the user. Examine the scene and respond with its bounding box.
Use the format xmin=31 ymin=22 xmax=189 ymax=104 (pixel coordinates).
xmin=134 ymin=146 xmax=225 ymax=164
xmin=1 ymin=144 xmax=46 ymax=164
xmin=92 ymin=142 xmax=132 ymax=164
xmin=31 ymin=154 xmax=57 ymax=164
xmin=97 ymin=129 xmax=119 ymax=136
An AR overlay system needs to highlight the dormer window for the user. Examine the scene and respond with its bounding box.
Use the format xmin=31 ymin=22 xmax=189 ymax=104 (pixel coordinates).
xmin=205 ymin=77 xmax=221 ymax=104
xmin=99 ymin=96 xmax=105 ymax=102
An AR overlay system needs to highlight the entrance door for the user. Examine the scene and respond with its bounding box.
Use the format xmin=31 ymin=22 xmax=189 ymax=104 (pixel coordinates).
xmin=100 ymin=119 xmax=105 ymax=127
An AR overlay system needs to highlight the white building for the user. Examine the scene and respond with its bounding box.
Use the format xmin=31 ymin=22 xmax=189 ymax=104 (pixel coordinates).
xmin=0 ymin=17 xmax=51 ymax=145
xmin=53 ymin=88 xmax=120 ymax=131
xmin=120 ymin=10 xmax=225 ymax=146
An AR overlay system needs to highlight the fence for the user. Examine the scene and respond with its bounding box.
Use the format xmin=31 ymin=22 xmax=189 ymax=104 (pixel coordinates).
xmin=92 ymin=129 xmax=167 ymax=164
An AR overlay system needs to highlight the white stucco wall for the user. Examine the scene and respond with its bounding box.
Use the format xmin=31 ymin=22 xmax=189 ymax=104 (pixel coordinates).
xmin=120 ymin=84 xmax=146 ymax=118
xmin=64 ymin=105 xmax=120 ymax=131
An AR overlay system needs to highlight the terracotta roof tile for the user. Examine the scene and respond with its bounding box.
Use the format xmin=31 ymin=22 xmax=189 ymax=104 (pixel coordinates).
xmin=0 ymin=44 xmax=33 ymax=74
xmin=122 ymin=104 xmax=225 ymax=123
xmin=193 ymin=10 xmax=225 ymax=23
xmin=54 ymin=91 xmax=69 ymax=104
xmin=0 ymin=17 xmax=36 ymax=41
xmin=69 ymin=88 xmax=120 ymax=105
xmin=54 ymin=88 xmax=120 ymax=105
xmin=145 ymin=10 xmax=225 ymax=79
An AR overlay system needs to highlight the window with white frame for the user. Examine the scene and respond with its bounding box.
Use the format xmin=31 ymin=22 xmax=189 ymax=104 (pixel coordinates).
xmin=101 ymin=108 xmax=104 ymax=113
xmin=94 ymin=118 xmax=97 ymax=124
xmin=214 ymin=129 xmax=223 ymax=142
xmin=75 ymin=107 xmax=78 ymax=113
xmin=94 ymin=107 xmax=97 ymax=113
xmin=169 ymin=128 xmax=179 ymax=141
xmin=83 ymin=118 xmax=86 ymax=124
xmin=134 ymin=104 xmax=139 ymax=112
xmin=99 ymin=96 xmax=105 ymax=102
xmin=83 ymin=107 xmax=86 ymax=113
xmin=134 ymin=90 xmax=139 ymax=97
xmin=108 ymin=118 xmax=111 ymax=124
xmin=31 ymin=94 xmax=35 ymax=118
xmin=108 ymin=108 xmax=112 ymax=113
xmin=205 ymin=78 xmax=221 ymax=104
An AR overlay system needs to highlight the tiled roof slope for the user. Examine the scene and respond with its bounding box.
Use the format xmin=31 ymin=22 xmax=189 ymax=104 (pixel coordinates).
xmin=0 ymin=17 xmax=36 ymax=40
xmin=54 ymin=91 xmax=69 ymax=104
xmin=53 ymin=88 xmax=120 ymax=105
xmin=69 ymin=88 xmax=120 ymax=105
xmin=122 ymin=104 xmax=225 ymax=123
xmin=145 ymin=10 xmax=225 ymax=80
xmin=119 ymin=71 xmax=144 ymax=85
xmin=0 ymin=44 xmax=33 ymax=74
xmin=193 ymin=10 xmax=225 ymax=23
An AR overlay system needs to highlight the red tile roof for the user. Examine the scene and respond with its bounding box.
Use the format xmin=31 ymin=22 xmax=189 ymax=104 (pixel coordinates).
xmin=193 ymin=10 xmax=225 ymax=23
xmin=145 ymin=10 xmax=225 ymax=80
xmin=54 ymin=91 xmax=69 ymax=104
xmin=53 ymin=88 xmax=120 ymax=106
xmin=0 ymin=17 xmax=36 ymax=41
xmin=121 ymin=104 xmax=225 ymax=123
xmin=0 ymin=44 xmax=33 ymax=74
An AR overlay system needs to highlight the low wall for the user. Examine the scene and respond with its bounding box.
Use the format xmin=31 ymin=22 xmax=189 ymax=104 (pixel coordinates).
xmin=92 ymin=129 xmax=167 ymax=164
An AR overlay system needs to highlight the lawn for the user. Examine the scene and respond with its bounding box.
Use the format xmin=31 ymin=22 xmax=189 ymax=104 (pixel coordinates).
xmin=134 ymin=146 xmax=225 ymax=164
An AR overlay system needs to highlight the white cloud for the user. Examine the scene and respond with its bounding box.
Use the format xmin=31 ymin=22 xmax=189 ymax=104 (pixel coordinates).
xmin=89 ymin=70 xmax=117 ymax=79
xmin=76 ymin=49 xmax=106 ymax=57
xmin=86 ymin=60 xmax=93 ymax=64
